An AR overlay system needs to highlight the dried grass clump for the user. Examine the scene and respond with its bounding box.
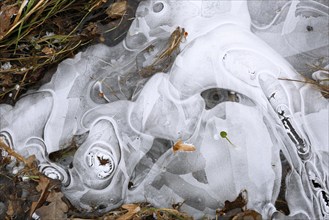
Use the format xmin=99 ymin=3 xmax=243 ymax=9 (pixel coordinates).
xmin=0 ymin=0 xmax=131 ymax=104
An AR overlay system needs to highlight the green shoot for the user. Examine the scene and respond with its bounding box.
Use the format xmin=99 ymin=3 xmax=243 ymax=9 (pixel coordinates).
xmin=220 ymin=131 xmax=236 ymax=147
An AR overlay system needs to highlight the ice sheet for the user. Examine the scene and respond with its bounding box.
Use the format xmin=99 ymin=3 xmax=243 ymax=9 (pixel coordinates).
xmin=0 ymin=0 xmax=328 ymax=219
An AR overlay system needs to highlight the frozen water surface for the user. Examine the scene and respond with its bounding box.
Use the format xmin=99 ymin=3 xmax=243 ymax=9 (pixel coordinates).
xmin=0 ymin=0 xmax=328 ymax=219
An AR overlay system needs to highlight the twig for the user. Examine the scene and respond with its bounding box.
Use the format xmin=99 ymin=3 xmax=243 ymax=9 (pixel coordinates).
xmin=278 ymin=77 xmax=318 ymax=84
xmin=279 ymin=77 xmax=329 ymax=97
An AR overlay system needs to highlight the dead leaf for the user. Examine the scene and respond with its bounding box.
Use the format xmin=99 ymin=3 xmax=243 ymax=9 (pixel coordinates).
xmin=35 ymin=191 xmax=69 ymax=220
xmin=30 ymin=175 xmax=51 ymax=216
xmin=42 ymin=47 xmax=56 ymax=55
xmin=0 ymin=74 xmax=13 ymax=86
xmin=85 ymin=22 xmax=99 ymax=36
xmin=6 ymin=200 xmax=15 ymax=217
xmin=232 ymin=210 xmax=262 ymax=220
xmin=117 ymin=204 xmax=140 ymax=220
xmin=106 ymin=1 xmax=127 ymax=19
xmin=172 ymin=140 xmax=196 ymax=153
xmin=137 ymin=206 xmax=193 ymax=220
xmin=25 ymin=155 xmax=37 ymax=168
xmin=217 ymin=190 xmax=249 ymax=217
xmin=0 ymin=4 xmax=19 ymax=37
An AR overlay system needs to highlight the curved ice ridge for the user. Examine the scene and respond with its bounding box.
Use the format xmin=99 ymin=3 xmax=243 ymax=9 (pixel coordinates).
xmin=0 ymin=0 xmax=328 ymax=219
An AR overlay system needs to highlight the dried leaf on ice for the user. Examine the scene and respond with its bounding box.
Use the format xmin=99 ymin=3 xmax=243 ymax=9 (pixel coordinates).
xmin=117 ymin=204 xmax=140 ymax=220
xmin=172 ymin=140 xmax=196 ymax=153
xmin=216 ymin=190 xmax=262 ymax=219
xmin=217 ymin=190 xmax=248 ymax=216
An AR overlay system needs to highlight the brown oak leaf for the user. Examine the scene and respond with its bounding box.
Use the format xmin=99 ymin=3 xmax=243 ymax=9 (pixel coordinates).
xmin=35 ymin=191 xmax=69 ymax=220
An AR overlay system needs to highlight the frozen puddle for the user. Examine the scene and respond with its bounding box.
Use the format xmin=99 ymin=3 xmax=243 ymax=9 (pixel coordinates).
xmin=0 ymin=0 xmax=328 ymax=219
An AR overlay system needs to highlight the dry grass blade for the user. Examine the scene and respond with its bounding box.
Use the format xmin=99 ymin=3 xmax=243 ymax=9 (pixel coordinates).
xmin=1 ymin=0 xmax=48 ymax=41
xmin=13 ymin=0 xmax=29 ymax=24
xmin=279 ymin=65 xmax=329 ymax=98
xmin=0 ymin=0 xmax=118 ymax=103
xmin=0 ymin=138 xmax=27 ymax=164
xmin=307 ymin=63 xmax=329 ymax=72
xmin=279 ymin=77 xmax=329 ymax=98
